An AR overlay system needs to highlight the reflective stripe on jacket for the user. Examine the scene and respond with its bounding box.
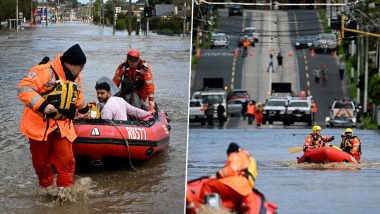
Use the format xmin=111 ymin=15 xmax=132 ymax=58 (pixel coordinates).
xmin=112 ymin=61 xmax=155 ymax=102
xmin=18 ymin=55 xmax=87 ymax=142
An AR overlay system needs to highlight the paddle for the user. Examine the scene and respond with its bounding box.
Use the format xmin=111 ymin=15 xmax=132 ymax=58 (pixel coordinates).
xmin=288 ymin=147 xmax=303 ymax=154
xmin=288 ymin=145 xmax=342 ymax=154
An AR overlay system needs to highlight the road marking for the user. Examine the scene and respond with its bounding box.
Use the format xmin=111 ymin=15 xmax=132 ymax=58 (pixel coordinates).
xmin=304 ymin=55 xmax=307 ymax=61
xmin=306 ymin=73 xmax=309 ymax=79
xmin=307 ymin=81 xmax=310 ymax=87
xmin=231 ymin=56 xmax=237 ymax=89
xmin=305 ymin=65 xmax=308 ymax=71
xmin=308 ymin=90 xmax=311 ymax=96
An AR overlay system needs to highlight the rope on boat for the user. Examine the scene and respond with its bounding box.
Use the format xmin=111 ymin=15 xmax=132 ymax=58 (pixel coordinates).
xmin=108 ymin=119 xmax=139 ymax=172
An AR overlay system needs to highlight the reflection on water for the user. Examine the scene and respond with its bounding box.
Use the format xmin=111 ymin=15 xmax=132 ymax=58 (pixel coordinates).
xmin=188 ymin=128 xmax=380 ymax=214
xmin=0 ymin=23 xmax=189 ymax=213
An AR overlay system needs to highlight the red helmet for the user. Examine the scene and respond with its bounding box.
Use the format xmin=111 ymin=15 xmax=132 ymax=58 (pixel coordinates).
xmin=127 ymin=49 xmax=140 ymax=62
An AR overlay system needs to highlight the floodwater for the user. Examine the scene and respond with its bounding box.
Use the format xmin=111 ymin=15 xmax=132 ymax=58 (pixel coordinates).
xmin=187 ymin=128 xmax=380 ymax=214
xmin=0 ymin=23 xmax=190 ymax=213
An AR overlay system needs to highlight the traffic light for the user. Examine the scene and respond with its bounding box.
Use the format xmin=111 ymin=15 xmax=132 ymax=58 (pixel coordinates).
xmin=143 ymin=6 xmax=153 ymax=18
xmin=344 ymin=19 xmax=357 ymax=40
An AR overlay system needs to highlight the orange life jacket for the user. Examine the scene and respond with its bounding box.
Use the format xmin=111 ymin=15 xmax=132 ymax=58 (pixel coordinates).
xmin=18 ymin=55 xmax=87 ymax=142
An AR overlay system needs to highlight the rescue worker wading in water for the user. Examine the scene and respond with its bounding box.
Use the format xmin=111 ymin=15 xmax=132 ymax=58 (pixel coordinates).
xmin=112 ymin=49 xmax=155 ymax=112
xmin=199 ymin=143 xmax=259 ymax=213
xmin=18 ymin=44 xmax=89 ymax=189
xmin=303 ymin=125 xmax=334 ymax=151
xmin=340 ymin=128 xmax=362 ymax=162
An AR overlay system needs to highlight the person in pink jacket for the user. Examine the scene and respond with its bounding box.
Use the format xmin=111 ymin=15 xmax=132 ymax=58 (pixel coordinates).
xmin=96 ymin=82 xmax=152 ymax=121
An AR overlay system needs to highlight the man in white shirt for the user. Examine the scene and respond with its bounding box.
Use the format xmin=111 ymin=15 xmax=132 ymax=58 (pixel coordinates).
xmin=96 ymin=82 xmax=152 ymax=121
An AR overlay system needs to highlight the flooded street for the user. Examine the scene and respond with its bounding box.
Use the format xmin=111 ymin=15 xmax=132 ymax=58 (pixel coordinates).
xmin=0 ymin=23 xmax=189 ymax=213
xmin=188 ymin=128 xmax=380 ymax=214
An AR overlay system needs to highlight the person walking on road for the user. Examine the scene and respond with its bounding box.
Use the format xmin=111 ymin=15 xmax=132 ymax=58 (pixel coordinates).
xmin=276 ymin=52 xmax=283 ymax=72
xmin=255 ymin=102 xmax=263 ymax=128
xmin=241 ymin=99 xmax=248 ymax=120
xmin=207 ymin=102 xmax=214 ymax=127
xmin=338 ymin=59 xmax=345 ymax=81
xmin=311 ymin=100 xmax=317 ymax=122
xmin=217 ymin=102 xmax=226 ymax=128
xmin=18 ymin=44 xmax=89 ymax=189
xmin=242 ymin=36 xmax=250 ymax=57
xmin=267 ymin=53 xmax=274 ymax=73
xmin=314 ymin=66 xmax=321 ymax=85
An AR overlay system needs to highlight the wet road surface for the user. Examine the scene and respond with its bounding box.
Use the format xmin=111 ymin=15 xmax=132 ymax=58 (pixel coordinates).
xmin=0 ymin=23 xmax=190 ymax=213
xmin=187 ymin=128 xmax=380 ymax=214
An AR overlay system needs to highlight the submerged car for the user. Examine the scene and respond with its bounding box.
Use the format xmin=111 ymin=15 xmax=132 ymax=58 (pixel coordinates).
xmin=325 ymin=99 xmax=358 ymax=128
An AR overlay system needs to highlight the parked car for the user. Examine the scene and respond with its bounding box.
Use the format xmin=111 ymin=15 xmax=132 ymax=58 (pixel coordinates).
xmin=228 ymin=4 xmax=242 ymax=16
xmin=325 ymin=99 xmax=358 ymax=128
xmin=242 ymin=27 xmax=259 ymax=43
xmin=314 ymin=33 xmax=337 ymax=52
xmin=262 ymin=97 xmax=288 ymax=125
xmin=189 ymin=99 xmax=206 ymax=125
xmin=210 ymin=33 xmax=230 ymax=49
xmin=227 ymin=99 xmax=245 ymax=117
xmin=228 ymin=89 xmax=250 ymax=100
xmin=285 ymin=96 xmax=312 ymax=126
xmin=294 ymin=35 xmax=315 ymax=49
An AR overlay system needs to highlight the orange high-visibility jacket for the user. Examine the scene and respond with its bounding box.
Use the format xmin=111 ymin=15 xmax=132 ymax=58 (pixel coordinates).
xmin=217 ymin=150 xmax=253 ymax=196
xmin=311 ymin=102 xmax=317 ymax=113
xmin=304 ymin=134 xmax=333 ymax=150
xmin=18 ymin=55 xmax=87 ymax=142
xmin=112 ymin=61 xmax=155 ymax=102
xmin=246 ymin=104 xmax=256 ymax=115
xmin=243 ymin=40 xmax=250 ymax=48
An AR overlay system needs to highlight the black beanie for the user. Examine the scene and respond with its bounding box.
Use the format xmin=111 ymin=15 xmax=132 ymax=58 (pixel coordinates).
xmin=61 ymin=44 xmax=86 ymax=65
xmin=226 ymin=142 xmax=240 ymax=154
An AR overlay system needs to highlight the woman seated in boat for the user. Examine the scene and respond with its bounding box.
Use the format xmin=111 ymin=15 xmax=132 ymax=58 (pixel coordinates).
xmin=95 ymin=82 xmax=152 ymax=121
xmin=340 ymin=128 xmax=362 ymax=161
xmin=303 ymin=125 xmax=334 ymax=151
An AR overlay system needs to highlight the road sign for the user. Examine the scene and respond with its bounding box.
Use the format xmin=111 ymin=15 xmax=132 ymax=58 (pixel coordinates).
xmin=116 ymin=7 xmax=121 ymax=14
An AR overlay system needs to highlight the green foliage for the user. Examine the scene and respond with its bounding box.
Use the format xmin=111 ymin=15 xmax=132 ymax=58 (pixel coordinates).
xmin=361 ymin=116 xmax=378 ymax=129
xmin=0 ymin=0 xmax=39 ymax=22
xmin=368 ymin=75 xmax=380 ymax=105
xmin=318 ymin=9 xmax=331 ymax=33
xmin=115 ymin=18 xmax=126 ymax=30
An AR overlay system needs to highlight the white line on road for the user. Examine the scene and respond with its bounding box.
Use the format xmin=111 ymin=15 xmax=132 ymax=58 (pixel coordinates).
xmin=306 ymin=73 xmax=309 ymax=79
xmin=307 ymin=81 xmax=310 ymax=87
xmin=308 ymin=90 xmax=311 ymax=96
xmin=305 ymin=65 xmax=308 ymax=71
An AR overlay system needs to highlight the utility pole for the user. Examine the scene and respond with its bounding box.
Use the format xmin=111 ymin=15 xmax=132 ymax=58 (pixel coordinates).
xmin=183 ymin=2 xmax=186 ymax=37
xmin=113 ymin=2 xmax=116 ymax=33
xmin=16 ymin=0 xmax=19 ymax=32
xmin=364 ymin=29 xmax=368 ymax=113
xmin=31 ymin=0 xmax=33 ymax=25
xmin=357 ymin=24 xmax=361 ymax=104
xmin=128 ymin=0 xmax=132 ymax=35
xmin=268 ymin=0 xmax=273 ymax=96
xmin=146 ymin=0 xmax=150 ymax=36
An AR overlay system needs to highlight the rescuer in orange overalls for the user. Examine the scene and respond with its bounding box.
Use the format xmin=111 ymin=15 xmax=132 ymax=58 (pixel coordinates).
xmin=303 ymin=125 xmax=334 ymax=151
xmin=242 ymin=37 xmax=250 ymax=56
xmin=18 ymin=44 xmax=89 ymax=188
xmin=112 ymin=49 xmax=155 ymax=111
xmin=340 ymin=128 xmax=362 ymax=162
xmin=255 ymin=102 xmax=263 ymax=128
xmin=199 ymin=143 xmax=259 ymax=214
xmin=311 ymin=100 xmax=317 ymax=122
